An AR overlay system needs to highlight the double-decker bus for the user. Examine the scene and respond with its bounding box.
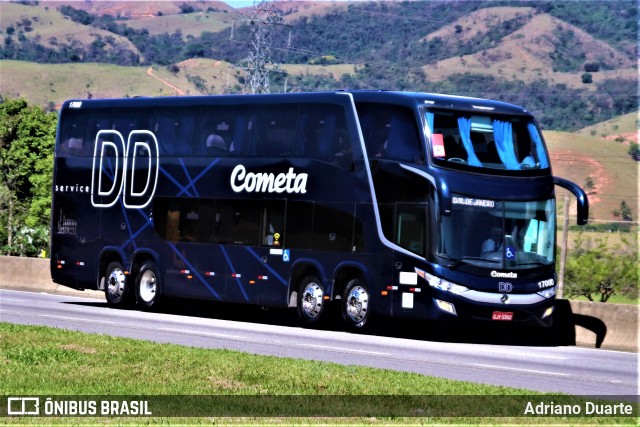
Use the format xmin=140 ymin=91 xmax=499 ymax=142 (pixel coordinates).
xmin=50 ymin=91 xmax=588 ymax=328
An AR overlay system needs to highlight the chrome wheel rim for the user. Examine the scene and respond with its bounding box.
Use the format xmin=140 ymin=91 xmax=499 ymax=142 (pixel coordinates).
xmin=345 ymin=285 xmax=368 ymax=324
xmin=139 ymin=269 xmax=157 ymax=303
xmin=107 ymin=268 xmax=126 ymax=302
xmin=301 ymin=282 xmax=323 ymax=320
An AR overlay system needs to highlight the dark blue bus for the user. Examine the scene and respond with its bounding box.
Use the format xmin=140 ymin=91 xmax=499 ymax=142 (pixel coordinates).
xmin=50 ymin=91 xmax=588 ymax=328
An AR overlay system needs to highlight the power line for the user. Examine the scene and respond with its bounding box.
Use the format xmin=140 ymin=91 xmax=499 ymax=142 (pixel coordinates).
xmin=232 ymin=0 xmax=285 ymax=94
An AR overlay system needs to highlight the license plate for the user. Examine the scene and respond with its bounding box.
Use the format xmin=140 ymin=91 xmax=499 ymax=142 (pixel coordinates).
xmin=492 ymin=311 xmax=513 ymax=321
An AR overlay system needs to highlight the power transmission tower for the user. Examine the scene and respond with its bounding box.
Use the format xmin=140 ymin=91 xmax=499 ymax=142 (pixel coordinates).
xmin=233 ymin=0 xmax=284 ymax=94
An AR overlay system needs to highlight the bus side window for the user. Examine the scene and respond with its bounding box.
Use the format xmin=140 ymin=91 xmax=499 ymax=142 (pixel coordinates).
xmin=154 ymin=109 xmax=196 ymax=156
xmin=246 ymin=105 xmax=298 ymax=157
xmin=313 ymin=203 xmax=355 ymax=252
xmin=153 ymin=198 xmax=214 ymax=243
xmin=178 ymin=199 xmax=215 ymax=243
xmin=297 ymin=104 xmax=353 ymax=169
xmin=357 ymin=103 xmax=423 ymax=163
xmin=396 ymin=204 xmax=426 ymax=257
xmin=384 ymin=111 xmax=423 ymax=163
xmin=113 ymin=117 xmax=136 ymax=137
xmin=214 ymin=200 xmax=260 ymax=246
xmin=285 ymin=201 xmax=314 ymax=249
xmin=59 ymin=110 xmax=108 ymax=157
xmin=198 ymin=106 xmax=247 ymax=156
xmin=260 ymin=201 xmax=285 ymax=247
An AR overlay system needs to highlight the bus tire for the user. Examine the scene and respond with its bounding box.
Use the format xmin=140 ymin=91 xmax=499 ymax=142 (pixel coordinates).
xmin=297 ymin=275 xmax=325 ymax=325
xmin=341 ymin=277 xmax=370 ymax=330
xmin=135 ymin=261 xmax=161 ymax=310
xmin=104 ymin=261 xmax=132 ymax=308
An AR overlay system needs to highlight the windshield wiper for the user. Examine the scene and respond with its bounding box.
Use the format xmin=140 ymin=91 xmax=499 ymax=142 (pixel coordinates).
xmin=439 ymin=255 xmax=499 ymax=270
xmin=517 ymin=261 xmax=548 ymax=268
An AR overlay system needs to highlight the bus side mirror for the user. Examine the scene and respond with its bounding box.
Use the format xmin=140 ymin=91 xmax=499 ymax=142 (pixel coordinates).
xmin=554 ymin=176 xmax=589 ymax=225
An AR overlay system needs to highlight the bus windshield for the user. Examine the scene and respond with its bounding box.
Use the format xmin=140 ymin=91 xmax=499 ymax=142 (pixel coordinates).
xmin=426 ymin=110 xmax=550 ymax=171
xmin=437 ymin=197 xmax=556 ymax=270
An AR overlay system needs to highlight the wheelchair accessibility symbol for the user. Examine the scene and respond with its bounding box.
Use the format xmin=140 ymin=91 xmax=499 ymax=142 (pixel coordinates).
xmin=282 ymin=249 xmax=290 ymax=263
xmin=505 ymin=246 xmax=516 ymax=259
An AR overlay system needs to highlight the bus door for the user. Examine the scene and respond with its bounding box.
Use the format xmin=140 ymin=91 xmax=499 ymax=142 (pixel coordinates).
xmin=391 ymin=203 xmax=429 ymax=317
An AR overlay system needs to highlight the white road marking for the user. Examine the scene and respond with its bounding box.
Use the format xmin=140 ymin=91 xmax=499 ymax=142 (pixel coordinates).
xmin=158 ymin=327 xmax=241 ymax=340
xmin=300 ymin=343 xmax=390 ymax=356
xmin=37 ymin=314 xmax=115 ymax=325
xmin=473 ymin=363 xmax=570 ymax=377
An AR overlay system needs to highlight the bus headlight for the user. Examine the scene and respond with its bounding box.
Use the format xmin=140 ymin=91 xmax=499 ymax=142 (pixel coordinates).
xmin=536 ymin=286 xmax=557 ymax=299
xmin=419 ymin=270 xmax=469 ymax=295
xmin=435 ymin=299 xmax=457 ymax=315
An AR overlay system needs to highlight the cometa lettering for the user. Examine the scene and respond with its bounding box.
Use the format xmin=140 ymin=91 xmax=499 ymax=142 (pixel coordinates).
xmin=231 ymin=164 xmax=308 ymax=194
xmin=491 ymin=270 xmax=518 ymax=279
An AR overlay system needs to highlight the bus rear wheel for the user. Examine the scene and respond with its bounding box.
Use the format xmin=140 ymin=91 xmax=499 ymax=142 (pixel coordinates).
xmin=297 ymin=275 xmax=325 ymax=325
xmin=135 ymin=261 xmax=161 ymax=310
xmin=341 ymin=277 xmax=370 ymax=330
xmin=104 ymin=261 xmax=132 ymax=307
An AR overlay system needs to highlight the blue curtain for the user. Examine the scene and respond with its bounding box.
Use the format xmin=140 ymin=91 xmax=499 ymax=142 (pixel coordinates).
xmin=457 ymin=117 xmax=482 ymax=167
xmin=527 ymin=123 xmax=549 ymax=169
xmin=425 ymin=112 xmax=434 ymax=138
xmin=492 ymin=120 xmax=520 ymax=170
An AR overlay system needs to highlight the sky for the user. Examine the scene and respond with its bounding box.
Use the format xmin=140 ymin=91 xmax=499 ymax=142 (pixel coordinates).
xmin=224 ymin=1 xmax=256 ymax=7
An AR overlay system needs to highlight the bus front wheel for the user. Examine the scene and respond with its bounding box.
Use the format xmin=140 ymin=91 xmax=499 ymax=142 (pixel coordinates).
xmin=341 ymin=277 xmax=370 ymax=329
xmin=135 ymin=261 xmax=161 ymax=310
xmin=297 ymin=275 xmax=325 ymax=325
xmin=104 ymin=261 xmax=132 ymax=307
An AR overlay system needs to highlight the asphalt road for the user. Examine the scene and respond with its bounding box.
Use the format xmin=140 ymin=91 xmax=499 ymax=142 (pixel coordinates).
xmin=1 ymin=289 xmax=637 ymax=397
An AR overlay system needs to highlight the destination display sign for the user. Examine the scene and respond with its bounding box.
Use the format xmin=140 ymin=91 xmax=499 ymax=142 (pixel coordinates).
xmin=452 ymin=197 xmax=496 ymax=208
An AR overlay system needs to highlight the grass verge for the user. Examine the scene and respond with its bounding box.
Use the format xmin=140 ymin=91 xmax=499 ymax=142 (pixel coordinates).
xmin=0 ymin=322 xmax=636 ymax=425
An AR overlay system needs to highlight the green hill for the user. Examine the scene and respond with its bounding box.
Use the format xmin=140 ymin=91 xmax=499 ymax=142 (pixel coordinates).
xmin=576 ymin=112 xmax=638 ymax=145
xmin=3 ymin=1 xmax=634 ymax=131
xmin=545 ymin=129 xmax=638 ymax=222
xmin=0 ymin=2 xmax=140 ymax=59
xmin=0 ymin=59 xmax=242 ymax=107
xmin=123 ymin=10 xmax=234 ymax=38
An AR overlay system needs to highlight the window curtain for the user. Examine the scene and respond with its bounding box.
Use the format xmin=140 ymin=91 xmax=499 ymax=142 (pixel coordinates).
xmin=527 ymin=123 xmax=549 ymax=169
xmin=424 ymin=112 xmax=434 ymax=139
xmin=492 ymin=120 xmax=520 ymax=170
xmin=457 ymin=117 xmax=482 ymax=167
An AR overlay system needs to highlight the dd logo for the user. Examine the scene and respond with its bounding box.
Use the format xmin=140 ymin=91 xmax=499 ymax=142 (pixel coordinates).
xmin=498 ymin=282 xmax=513 ymax=293
xmin=91 ymin=130 xmax=159 ymax=209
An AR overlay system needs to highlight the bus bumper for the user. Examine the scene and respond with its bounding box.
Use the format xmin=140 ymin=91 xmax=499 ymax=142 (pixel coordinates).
xmin=426 ymin=293 xmax=556 ymax=327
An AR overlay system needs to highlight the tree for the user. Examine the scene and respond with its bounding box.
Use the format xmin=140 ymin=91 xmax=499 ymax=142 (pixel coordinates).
xmin=584 ymin=62 xmax=600 ymax=72
xmin=584 ymin=176 xmax=595 ymax=194
xmin=0 ymin=98 xmax=57 ymax=256
xmin=612 ymin=200 xmax=633 ymax=222
xmin=629 ymin=143 xmax=640 ymax=160
xmin=564 ymin=234 xmax=638 ymax=302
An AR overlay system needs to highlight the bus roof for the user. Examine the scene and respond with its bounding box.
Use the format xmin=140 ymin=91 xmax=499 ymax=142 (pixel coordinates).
xmin=61 ymin=90 xmax=531 ymax=117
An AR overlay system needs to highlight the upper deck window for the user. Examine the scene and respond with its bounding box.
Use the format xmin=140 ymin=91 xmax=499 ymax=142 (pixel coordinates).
xmin=356 ymin=103 xmax=423 ymax=164
xmin=426 ymin=110 xmax=550 ymax=171
xmin=58 ymin=109 xmax=111 ymax=157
